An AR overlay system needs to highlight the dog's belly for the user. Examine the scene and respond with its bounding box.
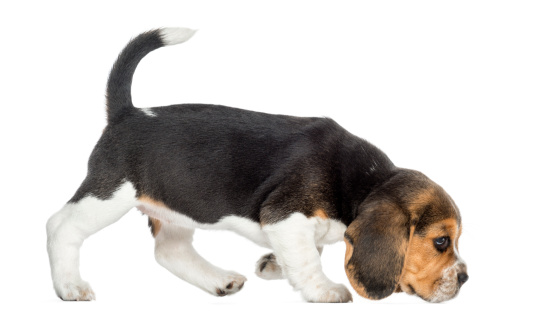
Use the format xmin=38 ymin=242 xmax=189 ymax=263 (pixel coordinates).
xmin=137 ymin=201 xmax=346 ymax=248
xmin=137 ymin=201 xmax=270 ymax=247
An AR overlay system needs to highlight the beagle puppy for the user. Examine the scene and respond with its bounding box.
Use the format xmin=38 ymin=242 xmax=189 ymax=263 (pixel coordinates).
xmin=46 ymin=28 xmax=468 ymax=303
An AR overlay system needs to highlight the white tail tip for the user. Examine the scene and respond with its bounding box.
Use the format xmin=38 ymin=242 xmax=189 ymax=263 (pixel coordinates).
xmin=160 ymin=27 xmax=197 ymax=46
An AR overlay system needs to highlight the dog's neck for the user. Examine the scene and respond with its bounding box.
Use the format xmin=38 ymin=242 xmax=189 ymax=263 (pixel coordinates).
xmin=334 ymin=136 xmax=396 ymax=226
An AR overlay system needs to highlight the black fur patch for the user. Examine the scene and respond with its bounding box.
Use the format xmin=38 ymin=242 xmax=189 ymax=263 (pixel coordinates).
xmin=68 ymin=29 xmax=457 ymax=238
xmin=106 ymin=29 xmax=164 ymax=125
xmin=72 ymin=102 xmax=396 ymax=226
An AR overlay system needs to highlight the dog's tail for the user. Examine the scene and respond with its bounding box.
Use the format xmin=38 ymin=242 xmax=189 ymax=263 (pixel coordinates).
xmin=105 ymin=28 xmax=196 ymax=124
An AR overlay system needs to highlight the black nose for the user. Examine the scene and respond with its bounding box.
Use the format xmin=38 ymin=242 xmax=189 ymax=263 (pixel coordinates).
xmin=457 ymin=272 xmax=469 ymax=286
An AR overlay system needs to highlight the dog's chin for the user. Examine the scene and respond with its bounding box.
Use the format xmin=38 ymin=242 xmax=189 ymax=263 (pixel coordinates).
xmin=425 ymin=280 xmax=461 ymax=303
xmin=400 ymin=281 xmax=460 ymax=303
xmin=425 ymin=289 xmax=460 ymax=303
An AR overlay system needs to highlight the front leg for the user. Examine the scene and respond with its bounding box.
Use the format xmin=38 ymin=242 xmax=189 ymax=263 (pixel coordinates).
xmin=262 ymin=213 xmax=352 ymax=303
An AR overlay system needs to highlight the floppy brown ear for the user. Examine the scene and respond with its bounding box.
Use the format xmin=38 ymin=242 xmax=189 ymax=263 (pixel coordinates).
xmin=344 ymin=200 xmax=410 ymax=300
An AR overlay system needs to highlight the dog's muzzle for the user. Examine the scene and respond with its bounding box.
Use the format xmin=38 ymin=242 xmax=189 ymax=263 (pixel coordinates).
xmin=427 ymin=262 xmax=468 ymax=303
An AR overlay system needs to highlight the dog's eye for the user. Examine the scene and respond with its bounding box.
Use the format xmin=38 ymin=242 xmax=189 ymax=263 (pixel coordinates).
xmin=434 ymin=237 xmax=450 ymax=252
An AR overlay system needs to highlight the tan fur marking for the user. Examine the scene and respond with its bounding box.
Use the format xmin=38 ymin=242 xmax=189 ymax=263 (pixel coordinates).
xmin=344 ymin=237 xmax=370 ymax=299
xmin=313 ymin=209 xmax=329 ymax=219
xmin=456 ymin=224 xmax=462 ymax=251
xmin=139 ymin=195 xmax=167 ymax=237
xmin=407 ymin=186 xmax=437 ymax=215
xmin=399 ymin=218 xmax=460 ymax=299
xmin=400 ymin=225 xmax=416 ymax=278
xmin=344 ymin=238 xmax=353 ymax=269
xmin=149 ymin=218 xmax=162 ymax=237
xmin=139 ymin=195 xmax=168 ymax=208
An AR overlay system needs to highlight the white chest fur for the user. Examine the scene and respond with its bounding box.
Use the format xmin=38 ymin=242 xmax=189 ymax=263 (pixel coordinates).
xmin=313 ymin=216 xmax=348 ymax=246
xmin=137 ymin=200 xmax=347 ymax=248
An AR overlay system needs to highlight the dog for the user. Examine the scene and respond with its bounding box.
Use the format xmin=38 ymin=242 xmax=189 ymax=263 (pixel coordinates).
xmin=46 ymin=28 xmax=468 ymax=303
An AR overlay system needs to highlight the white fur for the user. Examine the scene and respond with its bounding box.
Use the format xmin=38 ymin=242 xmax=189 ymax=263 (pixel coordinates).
xmin=46 ymin=181 xmax=138 ymax=300
xmin=160 ymin=27 xmax=197 ymax=46
xmin=429 ymin=261 xmax=463 ymax=303
xmin=140 ymin=107 xmax=157 ymax=117
xmin=47 ymin=180 xmax=350 ymax=301
xmin=138 ymin=199 xmax=347 ymax=249
xmin=313 ymin=216 xmax=348 ymax=246
xmin=262 ymin=213 xmax=352 ymax=303
xmin=154 ymin=223 xmax=247 ymax=296
xmin=139 ymin=200 xmax=350 ymax=301
xmin=255 ymin=253 xmax=284 ymax=280
xmin=137 ymin=200 xmax=271 ymax=247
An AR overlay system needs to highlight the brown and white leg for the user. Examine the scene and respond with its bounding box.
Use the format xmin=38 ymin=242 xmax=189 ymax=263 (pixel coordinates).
xmin=46 ymin=182 xmax=138 ymax=301
xmin=153 ymin=221 xmax=247 ymax=296
xmin=262 ymin=213 xmax=352 ymax=303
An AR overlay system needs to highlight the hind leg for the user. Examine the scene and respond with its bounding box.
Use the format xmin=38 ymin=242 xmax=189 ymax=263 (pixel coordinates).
xmin=255 ymin=247 xmax=323 ymax=280
xmin=153 ymin=222 xmax=246 ymax=296
xmin=46 ymin=181 xmax=137 ymax=301
xmin=255 ymin=253 xmax=283 ymax=280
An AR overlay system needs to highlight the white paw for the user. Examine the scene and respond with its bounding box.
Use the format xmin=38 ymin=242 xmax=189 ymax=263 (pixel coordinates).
xmin=303 ymin=283 xmax=353 ymax=303
xmin=212 ymin=271 xmax=247 ymax=297
xmin=255 ymin=253 xmax=284 ymax=280
xmin=54 ymin=280 xmax=96 ymax=301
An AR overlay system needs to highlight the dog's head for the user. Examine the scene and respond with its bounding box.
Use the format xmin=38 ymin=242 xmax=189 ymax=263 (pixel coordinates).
xmin=344 ymin=169 xmax=467 ymax=303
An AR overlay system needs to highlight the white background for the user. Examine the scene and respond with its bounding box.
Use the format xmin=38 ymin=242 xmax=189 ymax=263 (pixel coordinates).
xmin=1 ymin=1 xmax=546 ymax=313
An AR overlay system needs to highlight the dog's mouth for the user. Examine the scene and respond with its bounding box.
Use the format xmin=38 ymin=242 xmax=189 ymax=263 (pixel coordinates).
xmin=399 ymin=278 xmax=460 ymax=303
xmin=426 ymin=282 xmax=461 ymax=303
xmin=399 ymin=260 xmax=466 ymax=303
xmin=427 ymin=263 xmax=467 ymax=303
xmin=399 ymin=282 xmax=421 ymax=299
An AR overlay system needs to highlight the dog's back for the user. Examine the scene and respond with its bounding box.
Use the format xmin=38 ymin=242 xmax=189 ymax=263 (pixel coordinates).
xmin=83 ymin=102 xmax=356 ymax=223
